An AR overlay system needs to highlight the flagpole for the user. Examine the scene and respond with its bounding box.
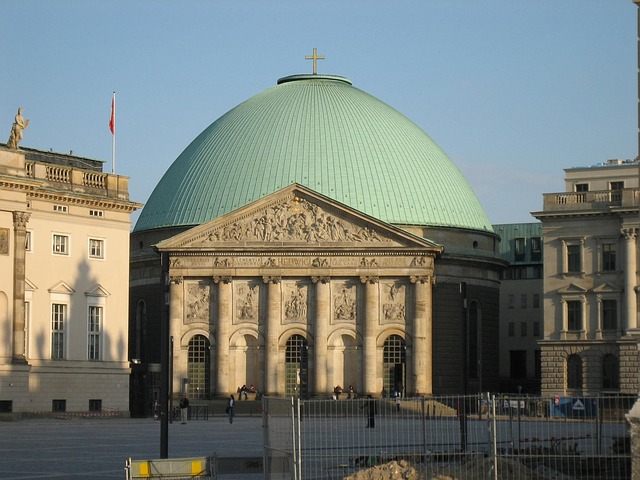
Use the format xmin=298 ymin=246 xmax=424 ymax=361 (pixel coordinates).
xmin=111 ymin=92 xmax=116 ymax=174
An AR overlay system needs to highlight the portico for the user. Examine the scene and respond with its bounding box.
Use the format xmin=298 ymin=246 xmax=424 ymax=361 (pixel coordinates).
xmin=156 ymin=184 xmax=442 ymax=399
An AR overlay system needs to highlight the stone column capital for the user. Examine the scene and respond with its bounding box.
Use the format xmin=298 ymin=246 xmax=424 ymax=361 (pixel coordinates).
xmin=311 ymin=276 xmax=330 ymax=284
xmin=410 ymin=275 xmax=433 ymax=285
xmin=360 ymin=275 xmax=379 ymax=284
xmin=12 ymin=211 xmax=31 ymax=229
xmin=621 ymin=227 xmax=639 ymax=240
xmin=263 ymin=276 xmax=281 ymax=284
xmin=213 ymin=276 xmax=232 ymax=284
xmin=169 ymin=276 xmax=183 ymax=285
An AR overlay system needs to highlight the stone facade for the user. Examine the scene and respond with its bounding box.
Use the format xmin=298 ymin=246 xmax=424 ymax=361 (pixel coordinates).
xmin=130 ymin=184 xmax=504 ymax=410
xmin=0 ymin=145 xmax=141 ymax=415
xmin=534 ymin=159 xmax=640 ymax=397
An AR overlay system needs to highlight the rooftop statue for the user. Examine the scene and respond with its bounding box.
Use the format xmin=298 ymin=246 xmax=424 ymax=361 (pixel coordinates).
xmin=7 ymin=108 xmax=29 ymax=149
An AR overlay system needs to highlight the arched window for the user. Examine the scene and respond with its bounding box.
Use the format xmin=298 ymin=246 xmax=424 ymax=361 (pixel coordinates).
xmin=383 ymin=335 xmax=406 ymax=397
xmin=602 ymin=354 xmax=619 ymax=390
xmin=285 ymin=335 xmax=308 ymax=398
xmin=567 ymin=354 xmax=582 ymax=390
xmin=187 ymin=335 xmax=210 ymax=399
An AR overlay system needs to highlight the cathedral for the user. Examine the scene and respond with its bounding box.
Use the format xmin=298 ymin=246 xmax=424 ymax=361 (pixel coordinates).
xmin=129 ymin=68 xmax=505 ymax=414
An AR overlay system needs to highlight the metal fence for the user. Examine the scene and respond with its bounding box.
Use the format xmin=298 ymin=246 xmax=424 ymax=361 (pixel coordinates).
xmin=262 ymin=394 xmax=635 ymax=480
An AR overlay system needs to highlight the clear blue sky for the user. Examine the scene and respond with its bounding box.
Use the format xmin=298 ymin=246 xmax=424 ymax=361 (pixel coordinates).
xmin=1 ymin=1 xmax=637 ymax=226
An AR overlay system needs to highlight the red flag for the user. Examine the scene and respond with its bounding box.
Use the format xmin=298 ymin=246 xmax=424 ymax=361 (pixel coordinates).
xmin=109 ymin=94 xmax=115 ymax=134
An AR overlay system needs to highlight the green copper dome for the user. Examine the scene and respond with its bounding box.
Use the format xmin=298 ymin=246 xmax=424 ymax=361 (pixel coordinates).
xmin=134 ymin=74 xmax=492 ymax=233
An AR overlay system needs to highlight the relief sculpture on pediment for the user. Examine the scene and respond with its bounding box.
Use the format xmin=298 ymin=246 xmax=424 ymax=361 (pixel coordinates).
xmin=205 ymin=196 xmax=392 ymax=244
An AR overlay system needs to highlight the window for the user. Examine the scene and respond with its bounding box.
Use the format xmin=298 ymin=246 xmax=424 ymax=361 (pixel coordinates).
xmin=567 ymin=300 xmax=582 ymax=331
xmin=520 ymin=294 xmax=527 ymax=309
xmin=610 ymin=181 xmax=624 ymax=190
xmin=602 ymin=300 xmax=617 ymax=331
xmin=509 ymin=350 xmax=527 ymax=379
xmin=534 ymin=350 xmax=542 ymax=379
xmin=52 ymin=399 xmax=66 ymax=412
xmin=52 ymin=234 xmax=69 ymax=255
xmin=533 ymin=294 xmax=540 ymax=309
xmin=25 ymin=231 xmax=32 ymax=252
xmin=566 ymin=244 xmax=581 ymax=273
xmin=567 ymin=354 xmax=583 ymax=389
xmin=53 ymin=204 xmax=68 ymax=213
xmin=531 ymin=237 xmax=542 ymax=262
xmin=89 ymin=399 xmax=102 ymax=412
xmin=88 ymin=306 xmax=102 ymax=360
xmin=508 ymin=294 xmax=515 ymax=309
xmin=533 ymin=321 xmax=540 ymax=337
xmin=508 ymin=322 xmax=515 ymax=337
xmin=602 ymin=243 xmax=616 ymax=272
xmin=520 ymin=322 xmax=527 ymax=337
xmin=514 ymin=238 xmax=525 ymax=262
xmin=575 ymin=183 xmax=589 ymax=192
xmin=89 ymin=238 xmax=104 ymax=259
xmin=51 ymin=303 xmax=66 ymax=359
xmin=602 ymin=354 xmax=619 ymax=389
xmin=89 ymin=209 xmax=104 ymax=218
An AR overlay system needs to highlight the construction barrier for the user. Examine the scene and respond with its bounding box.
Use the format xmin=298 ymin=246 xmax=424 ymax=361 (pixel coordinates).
xmin=125 ymin=454 xmax=217 ymax=479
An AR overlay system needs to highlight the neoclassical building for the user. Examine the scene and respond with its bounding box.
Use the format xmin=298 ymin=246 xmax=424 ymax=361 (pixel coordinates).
xmin=533 ymin=159 xmax=640 ymax=396
xmin=130 ymin=71 xmax=505 ymax=412
xmin=0 ymin=144 xmax=140 ymax=415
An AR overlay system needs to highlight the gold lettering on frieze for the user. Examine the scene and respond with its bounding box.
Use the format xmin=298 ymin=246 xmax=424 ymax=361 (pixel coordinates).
xmin=281 ymin=257 xmax=309 ymax=268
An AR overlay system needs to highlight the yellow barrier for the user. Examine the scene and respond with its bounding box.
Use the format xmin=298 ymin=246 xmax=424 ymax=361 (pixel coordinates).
xmin=125 ymin=454 xmax=216 ymax=479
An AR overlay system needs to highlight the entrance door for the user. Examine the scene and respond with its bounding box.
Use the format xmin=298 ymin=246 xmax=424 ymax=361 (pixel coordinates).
xmin=285 ymin=335 xmax=308 ymax=398
xmin=383 ymin=335 xmax=406 ymax=397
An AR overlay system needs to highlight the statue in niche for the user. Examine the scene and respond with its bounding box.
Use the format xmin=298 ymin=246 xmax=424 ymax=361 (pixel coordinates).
xmin=285 ymin=286 xmax=307 ymax=320
xmin=383 ymin=283 xmax=405 ymax=321
xmin=186 ymin=283 xmax=210 ymax=321
xmin=334 ymin=286 xmax=356 ymax=321
xmin=237 ymin=285 xmax=257 ymax=321
xmin=7 ymin=108 xmax=29 ymax=149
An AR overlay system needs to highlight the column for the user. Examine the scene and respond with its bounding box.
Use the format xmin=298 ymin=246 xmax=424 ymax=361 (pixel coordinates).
xmin=361 ymin=276 xmax=379 ymax=396
xmin=264 ymin=276 xmax=281 ymax=396
xmin=168 ymin=276 xmax=183 ymax=395
xmin=411 ymin=275 xmax=433 ymax=395
xmin=214 ymin=276 xmax=232 ymax=395
xmin=12 ymin=211 xmax=30 ymax=363
xmin=622 ymin=227 xmax=638 ymax=332
xmin=312 ymin=276 xmax=330 ymax=396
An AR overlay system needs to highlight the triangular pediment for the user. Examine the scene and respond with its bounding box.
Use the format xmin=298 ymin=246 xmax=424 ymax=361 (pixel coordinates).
xmin=591 ymin=282 xmax=622 ymax=294
xmin=48 ymin=281 xmax=75 ymax=294
xmin=85 ymin=284 xmax=111 ymax=297
xmin=557 ymin=283 xmax=587 ymax=295
xmin=24 ymin=278 xmax=38 ymax=292
xmin=156 ymin=184 xmax=442 ymax=253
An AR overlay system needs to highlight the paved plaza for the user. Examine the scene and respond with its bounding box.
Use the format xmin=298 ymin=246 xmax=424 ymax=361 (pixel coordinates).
xmin=0 ymin=416 xmax=265 ymax=479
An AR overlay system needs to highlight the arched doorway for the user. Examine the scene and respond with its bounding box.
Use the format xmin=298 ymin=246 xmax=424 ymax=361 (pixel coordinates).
xmin=187 ymin=335 xmax=211 ymax=399
xmin=383 ymin=335 xmax=406 ymax=397
xmin=285 ymin=334 xmax=308 ymax=398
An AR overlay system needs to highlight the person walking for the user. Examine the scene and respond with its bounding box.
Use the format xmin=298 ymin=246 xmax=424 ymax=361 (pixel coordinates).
xmin=179 ymin=395 xmax=189 ymax=424
xmin=362 ymin=395 xmax=377 ymax=428
xmin=226 ymin=395 xmax=235 ymax=424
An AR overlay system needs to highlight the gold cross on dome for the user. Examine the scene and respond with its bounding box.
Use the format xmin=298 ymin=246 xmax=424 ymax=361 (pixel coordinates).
xmin=305 ymin=48 xmax=325 ymax=75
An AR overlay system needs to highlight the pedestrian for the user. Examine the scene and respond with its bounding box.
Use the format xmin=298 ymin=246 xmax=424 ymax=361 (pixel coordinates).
xmin=226 ymin=394 xmax=235 ymax=424
xmin=347 ymin=385 xmax=355 ymax=399
xmin=361 ymin=395 xmax=377 ymax=428
xmin=394 ymin=390 xmax=401 ymax=412
xmin=179 ymin=395 xmax=189 ymax=424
